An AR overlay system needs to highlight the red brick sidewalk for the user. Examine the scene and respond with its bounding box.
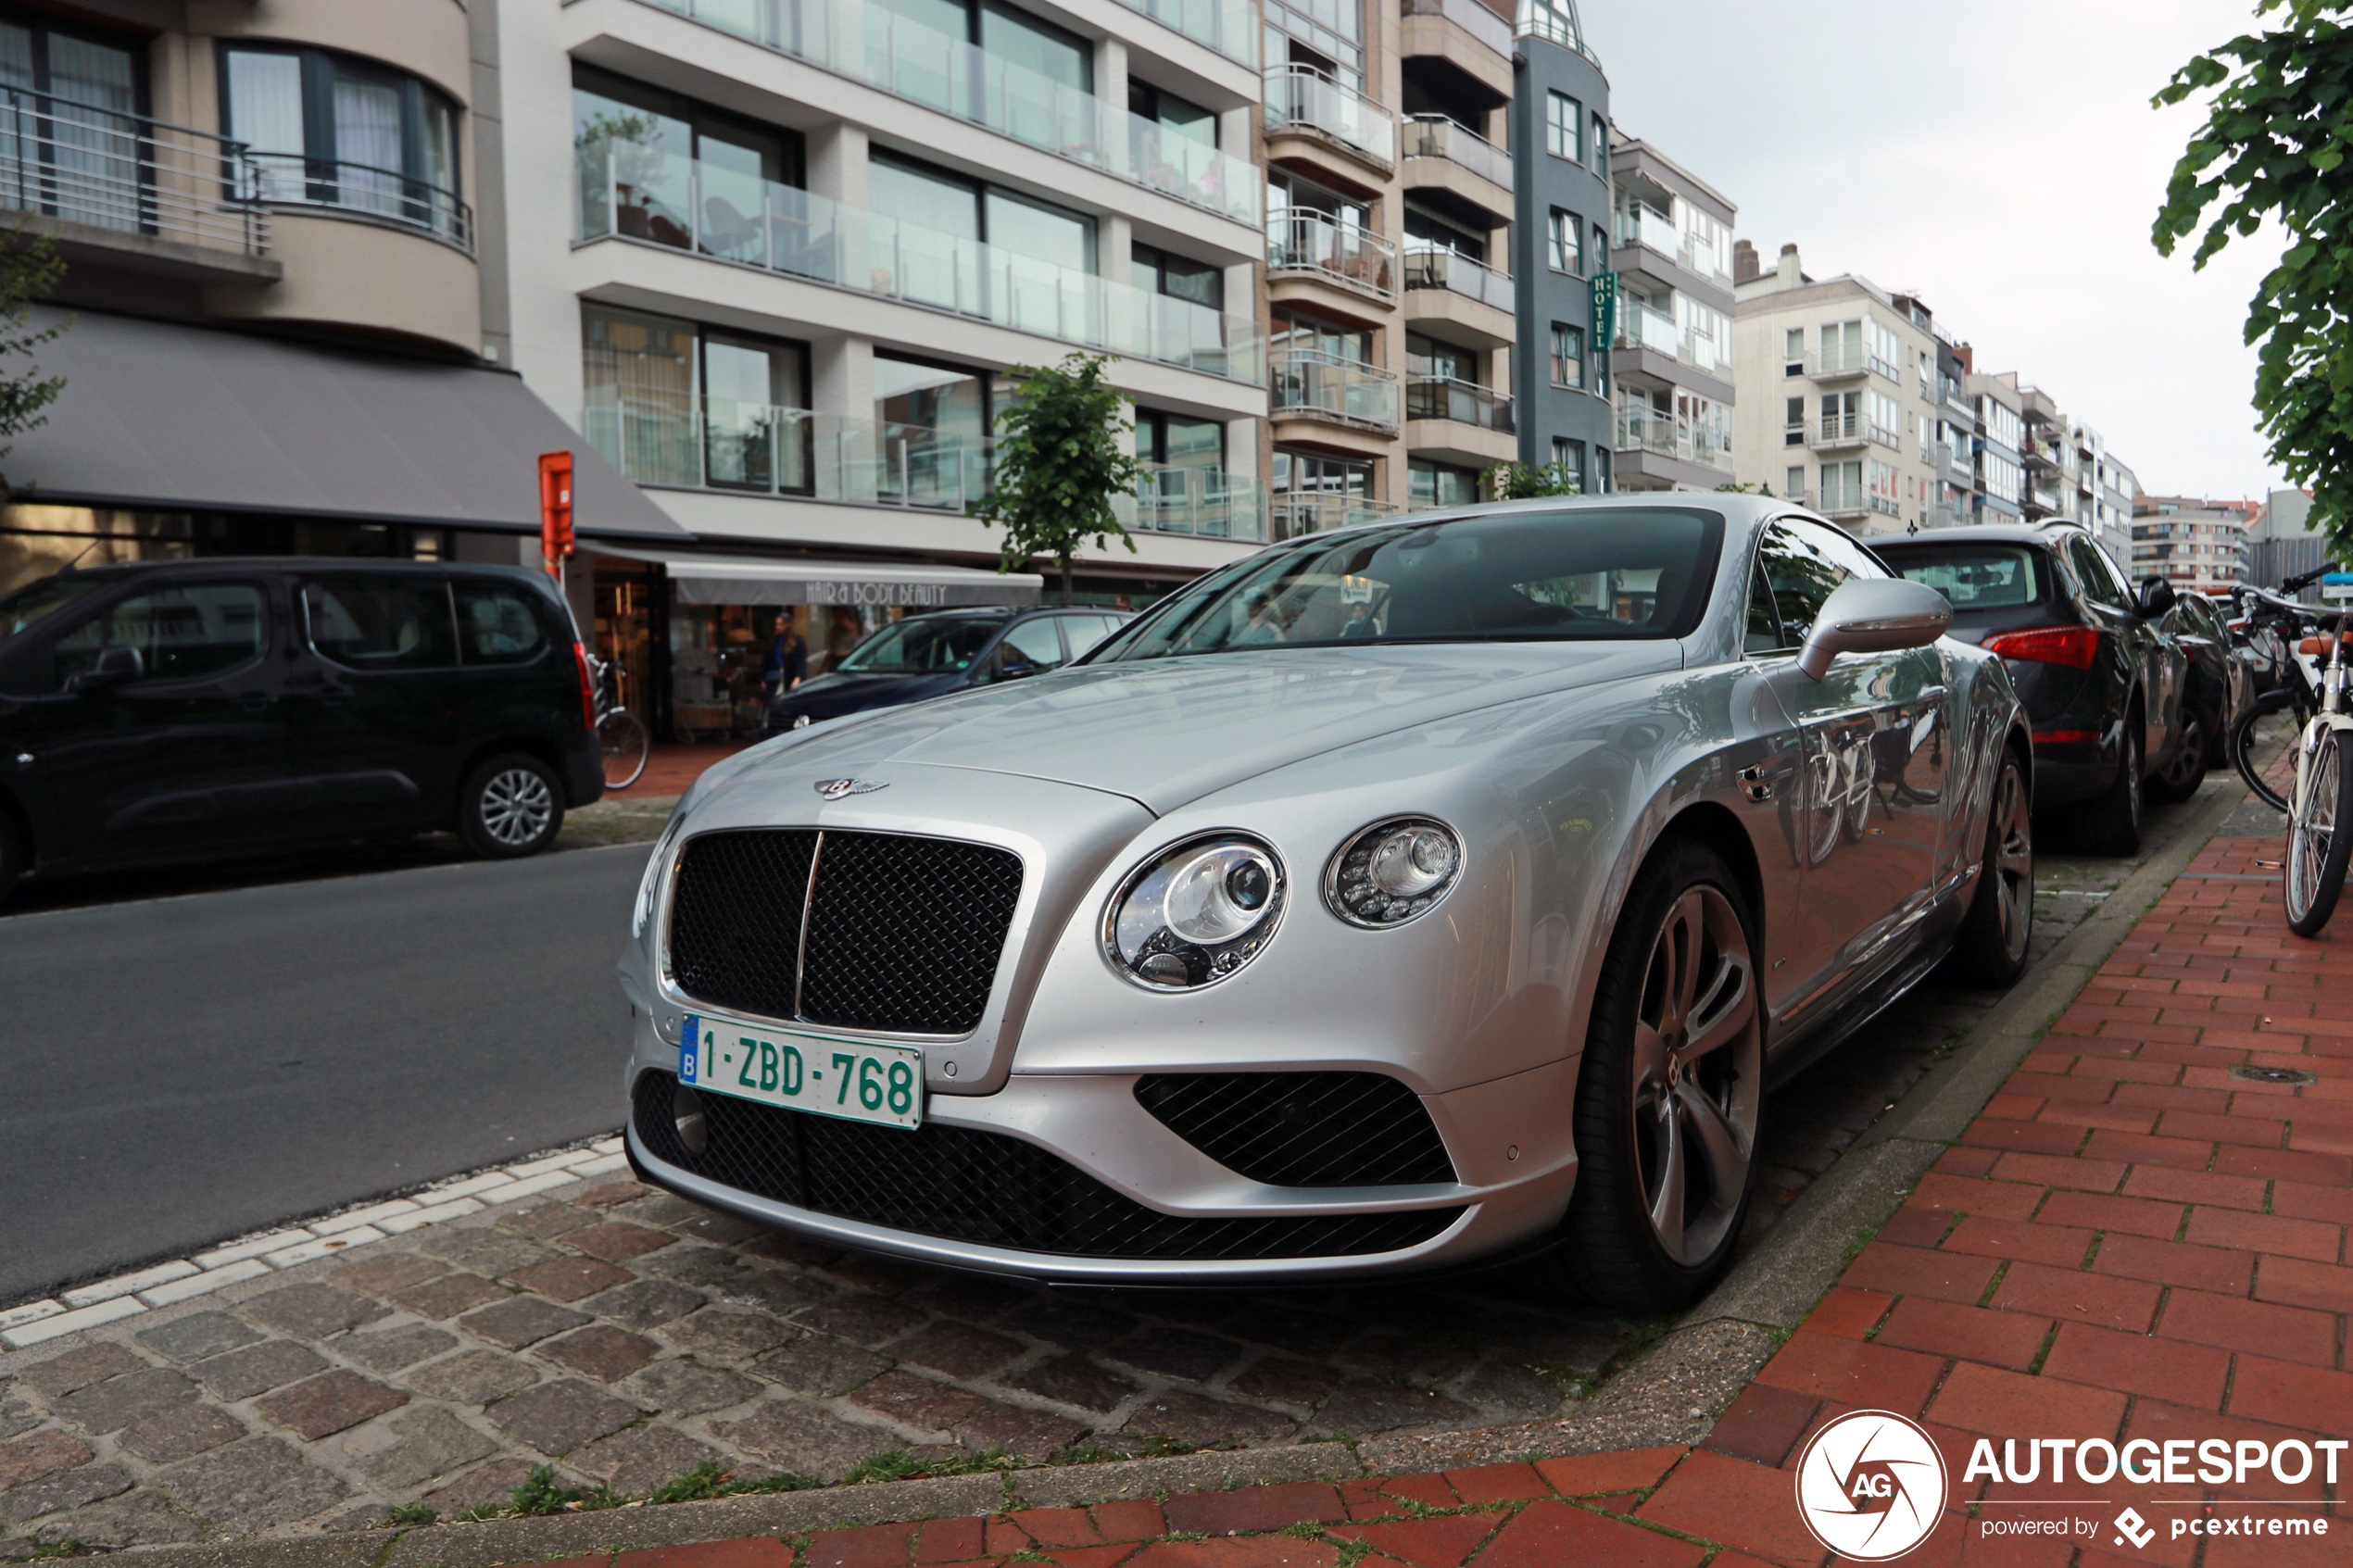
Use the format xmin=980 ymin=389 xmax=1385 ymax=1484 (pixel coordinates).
xmin=606 ymin=743 xmax=752 ymax=801
xmin=513 ymin=833 xmax=2348 ymax=1568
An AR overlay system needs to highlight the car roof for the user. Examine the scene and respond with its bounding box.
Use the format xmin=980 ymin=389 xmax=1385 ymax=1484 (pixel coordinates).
xmin=902 ymin=605 xmax=1123 ymax=621
xmin=44 ymin=556 xmax=546 ymax=582
xmin=1315 ymin=491 xmax=1780 ymax=534
xmin=1873 ymin=524 xmax=2080 ymax=549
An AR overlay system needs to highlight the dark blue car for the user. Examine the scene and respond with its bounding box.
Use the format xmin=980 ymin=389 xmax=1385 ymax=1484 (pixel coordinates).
xmin=764 ymin=606 xmax=1130 ymax=734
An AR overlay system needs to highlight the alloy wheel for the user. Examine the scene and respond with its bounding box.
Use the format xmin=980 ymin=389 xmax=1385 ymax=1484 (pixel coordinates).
xmin=1991 ymin=761 xmax=2033 ymax=964
xmin=2162 ymin=717 xmax=2207 ymax=791
xmin=1627 ymin=884 xmax=1761 ymax=1266
xmin=481 ymin=767 xmax=555 ymax=848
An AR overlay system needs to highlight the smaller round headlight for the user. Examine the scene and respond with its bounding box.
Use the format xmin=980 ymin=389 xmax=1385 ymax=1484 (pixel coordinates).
xmin=1326 ymin=817 xmax=1465 ymax=928
xmin=1104 ymin=833 xmax=1287 ymax=990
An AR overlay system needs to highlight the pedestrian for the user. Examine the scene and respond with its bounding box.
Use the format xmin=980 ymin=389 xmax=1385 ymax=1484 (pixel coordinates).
xmin=761 ymin=612 xmax=807 ymax=696
xmin=824 ymin=607 xmax=863 ymax=672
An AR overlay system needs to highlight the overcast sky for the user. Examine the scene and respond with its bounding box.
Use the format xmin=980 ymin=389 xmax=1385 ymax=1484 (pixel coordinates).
xmin=1580 ymin=0 xmax=2287 ymax=502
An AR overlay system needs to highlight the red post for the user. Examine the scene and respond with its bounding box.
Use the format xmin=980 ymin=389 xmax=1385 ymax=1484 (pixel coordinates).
xmin=538 ymin=450 xmax=574 ymax=581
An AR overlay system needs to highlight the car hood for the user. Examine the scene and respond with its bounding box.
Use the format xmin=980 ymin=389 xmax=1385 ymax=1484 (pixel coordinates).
xmin=734 ymin=642 xmax=1685 ymax=815
xmin=779 ymin=671 xmax=959 ymax=705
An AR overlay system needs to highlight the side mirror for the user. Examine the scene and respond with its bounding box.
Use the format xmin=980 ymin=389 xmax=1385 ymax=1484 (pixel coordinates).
xmin=2135 ymin=575 xmax=2177 ymax=619
xmin=1798 ymin=579 xmax=1953 ymax=681
xmin=66 ymin=645 xmax=144 ymax=694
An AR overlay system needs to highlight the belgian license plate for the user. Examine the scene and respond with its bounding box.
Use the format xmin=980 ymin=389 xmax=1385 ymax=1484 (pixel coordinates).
xmin=680 ymin=1015 xmax=924 ymax=1130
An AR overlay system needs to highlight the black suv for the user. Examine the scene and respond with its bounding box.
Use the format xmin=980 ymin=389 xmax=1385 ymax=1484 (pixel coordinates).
xmin=1875 ymin=523 xmax=2189 ymax=854
xmin=765 ymin=605 xmax=1130 ymax=734
xmin=0 ymin=558 xmax=603 ymax=895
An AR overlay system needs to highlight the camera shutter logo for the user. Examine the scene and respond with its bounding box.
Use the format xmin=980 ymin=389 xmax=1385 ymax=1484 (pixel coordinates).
xmin=1793 ymin=1409 xmax=1949 ymax=1561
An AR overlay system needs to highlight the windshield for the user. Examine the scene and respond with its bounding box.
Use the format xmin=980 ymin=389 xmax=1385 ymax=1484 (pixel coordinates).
xmin=1091 ymin=507 xmax=1725 ymax=661
xmin=836 ymin=615 xmax=1004 ymax=673
xmin=1880 ymin=545 xmax=2047 ymax=610
xmin=0 ymin=575 xmax=102 ymax=641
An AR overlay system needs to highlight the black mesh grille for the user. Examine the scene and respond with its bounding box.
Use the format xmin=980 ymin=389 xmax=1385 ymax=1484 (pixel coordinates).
xmin=799 ymin=831 xmax=1026 ymax=1034
xmin=666 ymin=829 xmax=1023 ymax=1035
xmin=634 ymin=1072 xmax=1465 ymax=1261
xmin=1134 ymin=1073 xmax=1458 ymax=1186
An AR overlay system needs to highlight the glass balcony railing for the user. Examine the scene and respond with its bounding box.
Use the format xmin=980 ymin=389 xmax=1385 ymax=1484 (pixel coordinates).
xmin=585 ymin=390 xmax=1267 ymax=539
xmin=1403 ymin=245 xmax=1513 ymax=311
xmin=1402 ymin=0 xmax=1513 ymax=56
xmin=1406 ymin=375 xmax=1513 ymax=433
xmin=1266 ymin=209 xmax=1396 ymax=295
xmin=1813 ymin=412 xmax=1863 ymax=447
xmin=1270 ymin=350 xmax=1401 ymax=433
xmin=1613 ymin=201 xmax=1677 ymax=258
xmin=0 ymin=87 xmax=271 ymax=257
xmin=578 ymin=141 xmax=1262 ymax=383
xmin=1263 ymin=65 xmax=1396 ymax=169
xmin=1107 ymin=0 xmax=1257 ymax=66
xmin=631 ymin=0 xmax=1260 ymax=225
xmin=1402 ymin=115 xmax=1511 ymax=188
xmin=1514 ymin=0 xmax=1600 ymax=65
xmin=1614 ymin=405 xmax=1730 ymax=470
xmin=1272 ymin=494 xmax=1401 ymax=538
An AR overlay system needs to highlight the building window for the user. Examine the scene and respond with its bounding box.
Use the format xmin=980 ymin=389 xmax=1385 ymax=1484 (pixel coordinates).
xmin=0 ymin=12 xmax=143 ymax=234
xmin=1784 ymin=395 xmax=1805 ymax=445
xmin=1545 ymin=92 xmax=1581 ymax=160
xmin=1549 ymin=207 xmax=1582 ymax=274
xmin=1592 ymin=222 xmax=1608 ymax=274
xmin=573 ymin=66 xmax=801 ymax=264
xmin=1134 ymin=242 xmax=1223 ymax=311
xmin=1819 ymin=459 xmax=1862 ymax=512
xmin=1592 ymin=114 xmax=1607 ymax=172
xmin=871 ymin=149 xmax=1096 ymax=273
xmin=223 ymin=43 xmax=464 ymax=244
xmin=1550 ymin=322 xmax=1583 ymax=389
xmin=1785 ymin=465 xmax=1805 ymax=501
xmin=1553 ymin=438 xmax=1585 ymax=492
xmin=1409 ymin=458 xmax=1479 ymax=510
xmin=581 ymin=304 xmax=812 ymax=494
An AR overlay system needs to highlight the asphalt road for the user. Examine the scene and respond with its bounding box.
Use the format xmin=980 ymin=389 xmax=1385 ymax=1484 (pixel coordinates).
xmin=0 ymin=843 xmax=650 ymax=1303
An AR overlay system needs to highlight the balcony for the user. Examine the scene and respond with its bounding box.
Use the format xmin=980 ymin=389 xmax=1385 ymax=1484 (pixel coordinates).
xmin=628 ymin=0 xmax=1260 ymax=227
xmin=585 ymin=392 xmax=1267 ymax=539
xmin=248 ymin=156 xmax=472 ymax=254
xmin=1817 ymin=490 xmax=1868 ymax=521
xmin=1615 ymin=405 xmax=1731 ymax=471
xmin=2025 ymin=483 xmax=2065 ymax=516
xmin=1401 ymin=115 xmax=1511 ymax=191
xmin=1406 ymin=375 xmax=1513 ymax=433
xmin=1273 ymin=493 xmax=1401 ymax=537
xmin=1614 ymin=297 xmax=1729 ymax=377
xmin=578 ymin=140 xmax=1262 ymax=383
xmin=1270 ymin=351 xmax=1401 ymax=433
xmin=1787 ymin=346 xmax=1867 ymax=382
xmin=1264 ymin=65 xmax=1396 ymax=171
xmin=1267 ymin=209 xmax=1396 ymax=297
xmin=1403 ymin=245 xmax=1513 ymax=312
xmin=0 ymin=88 xmax=272 ymax=272
xmin=2021 ymin=433 xmax=2061 ymax=470
xmin=1810 ymin=412 xmax=1865 ymax=451
xmin=1514 ymin=0 xmax=1601 ymax=65
xmin=1108 ymin=0 xmax=1258 ymax=67
xmin=1403 ymin=0 xmax=1513 ymax=55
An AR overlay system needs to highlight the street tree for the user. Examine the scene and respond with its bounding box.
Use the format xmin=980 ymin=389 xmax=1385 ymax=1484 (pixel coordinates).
xmin=1481 ymin=459 xmax=1582 ymax=500
xmin=0 ymin=227 xmax=66 ymax=497
xmin=2153 ymin=0 xmax=2353 ymax=560
xmin=972 ymin=352 xmax=1146 ymax=602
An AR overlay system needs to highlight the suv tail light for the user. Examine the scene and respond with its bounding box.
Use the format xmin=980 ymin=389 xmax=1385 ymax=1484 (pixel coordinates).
xmin=573 ymin=642 xmax=598 ymax=733
xmin=1983 ymin=624 xmax=2098 ymax=670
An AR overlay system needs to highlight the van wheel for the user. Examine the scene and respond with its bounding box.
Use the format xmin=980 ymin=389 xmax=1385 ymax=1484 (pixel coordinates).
xmin=458 ymin=754 xmax=564 ymax=859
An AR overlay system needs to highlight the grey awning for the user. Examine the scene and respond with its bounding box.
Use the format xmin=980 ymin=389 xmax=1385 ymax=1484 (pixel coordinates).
xmin=593 ymin=546 xmax=1040 ymax=608
xmin=7 ymin=307 xmax=687 ymax=539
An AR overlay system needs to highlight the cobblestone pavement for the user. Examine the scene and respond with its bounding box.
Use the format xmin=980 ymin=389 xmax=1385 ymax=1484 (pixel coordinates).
xmin=0 ymin=786 xmax=2232 ymax=1552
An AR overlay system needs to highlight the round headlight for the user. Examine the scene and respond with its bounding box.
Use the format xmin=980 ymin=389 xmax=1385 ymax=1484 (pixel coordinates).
xmin=1325 ymin=817 xmax=1465 ymax=928
xmin=1104 ymin=833 xmax=1286 ymax=989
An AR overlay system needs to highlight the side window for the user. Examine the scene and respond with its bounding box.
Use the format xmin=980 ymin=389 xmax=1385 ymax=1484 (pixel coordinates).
xmin=1744 ymin=558 xmax=1785 ymax=654
xmin=1789 ymin=517 xmax=1889 ymax=582
xmin=50 ymin=583 xmax=269 ymax=689
xmin=304 ymin=577 xmax=459 ymax=671
xmin=453 ymin=580 xmax=548 ymax=665
xmin=1063 ymin=615 xmax=1119 ymax=658
xmin=1000 ymin=618 xmax=1066 ymax=671
xmin=1757 ymin=521 xmax=1847 ymax=646
xmin=2068 ymin=536 xmax=2125 ymax=608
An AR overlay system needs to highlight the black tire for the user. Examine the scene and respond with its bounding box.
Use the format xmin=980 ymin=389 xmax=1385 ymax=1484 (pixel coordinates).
xmin=2285 ymin=726 xmax=2353 ymax=938
xmin=2071 ymin=709 xmax=2144 ymax=856
xmin=1950 ymin=748 xmax=2033 ymax=987
xmin=2231 ymin=687 xmax=2298 ymax=812
xmin=2147 ymin=710 xmax=2208 ymax=805
xmin=457 ymin=753 xmax=564 ymax=859
xmin=1552 ymin=838 xmax=1762 ymax=1312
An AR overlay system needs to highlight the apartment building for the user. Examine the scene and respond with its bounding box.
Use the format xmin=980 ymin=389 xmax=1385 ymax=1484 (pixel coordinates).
xmin=0 ymin=0 xmax=683 ymax=596
xmin=1506 ymin=0 xmax=1609 ymax=492
xmin=1730 ymin=244 xmax=1944 ymax=533
xmin=1600 ymin=132 xmax=1731 ymax=493
xmin=1967 ymin=371 xmax=2025 ymax=523
xmin=1927 ymin=325 xmax=1976 ymax=525
xmin=2133 ymin=494 xmax=2254 ymax=595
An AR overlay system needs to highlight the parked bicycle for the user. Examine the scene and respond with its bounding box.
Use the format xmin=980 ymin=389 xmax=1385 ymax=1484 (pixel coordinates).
xmin=592 ymin=654 xmax=650 ymax=791
xmin=2225 ymin=567 xmax=2352 ymax=935
xmin=2226 ymin=567 xmax=2332 ymax=811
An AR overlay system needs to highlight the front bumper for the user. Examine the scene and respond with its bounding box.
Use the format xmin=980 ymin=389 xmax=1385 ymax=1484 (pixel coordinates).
xmin=623 ymin=1052 xmax=1580 ymax=1286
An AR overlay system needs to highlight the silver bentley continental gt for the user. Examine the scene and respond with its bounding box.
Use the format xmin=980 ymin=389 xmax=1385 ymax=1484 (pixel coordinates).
xmin=617 ymin=496 xmax=2035 ymax=1309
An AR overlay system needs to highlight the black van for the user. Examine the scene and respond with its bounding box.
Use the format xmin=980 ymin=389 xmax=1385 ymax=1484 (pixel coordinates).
xmin=0 ymin=558 xmax=603 ymax=895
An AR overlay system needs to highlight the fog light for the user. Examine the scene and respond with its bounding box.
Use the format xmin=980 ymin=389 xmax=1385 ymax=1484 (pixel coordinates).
xmin=672 ymin=1081 xmax=708 ymax=1155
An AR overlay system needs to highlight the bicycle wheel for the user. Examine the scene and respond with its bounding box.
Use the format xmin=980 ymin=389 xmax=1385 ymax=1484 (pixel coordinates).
xmin=2231 ymin=687 xmax=2299 ymax=812
xmin=599 ymin=709 xmax=650 ymax=790
xmin=2284 ymin=724 xmax=2353 ymax=937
